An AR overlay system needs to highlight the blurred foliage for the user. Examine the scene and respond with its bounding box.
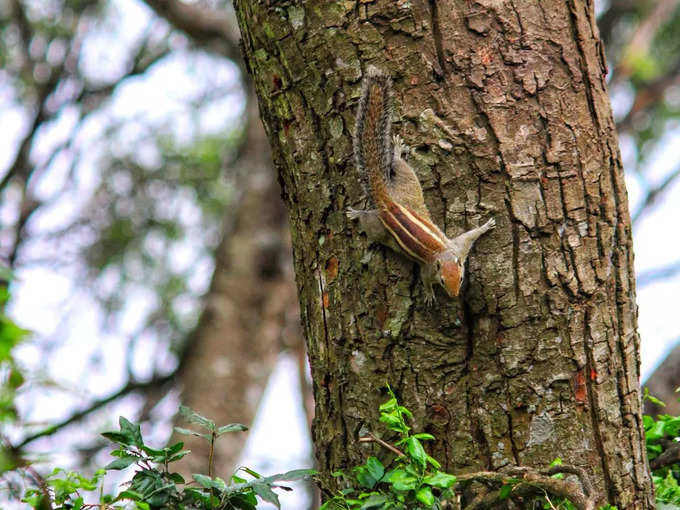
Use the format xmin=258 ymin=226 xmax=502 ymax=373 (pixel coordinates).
xmin=0 ymin=0 xmax=241 ymax=473
xmin=0 ymin=270 xmax=29 ymax=475
xmin=19 ymin=410 xmax=314 ymax=509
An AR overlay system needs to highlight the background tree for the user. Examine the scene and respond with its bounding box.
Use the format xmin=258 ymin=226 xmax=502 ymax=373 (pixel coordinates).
xmin=0 ymin=0 xmax=306 ymax=481
xmin=233 ymin=0 xmax=653 ymax=507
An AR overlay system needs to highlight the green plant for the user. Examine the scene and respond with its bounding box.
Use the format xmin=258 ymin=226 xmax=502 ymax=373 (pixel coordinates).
xmin=320 ymin=386 xmax=456 ymax=510
xmin=320 ymin=388 xmax=619 ymax=510
xmin=20 ymin=408 xmax=314 ymax=509
xmin=0 ymin=268 xmax=30 ymax=473
xmin=643 ymin=388 xmax=680 ymax=506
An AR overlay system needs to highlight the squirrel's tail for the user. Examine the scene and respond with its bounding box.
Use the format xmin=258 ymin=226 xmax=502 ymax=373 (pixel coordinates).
xmin=353 ymin=66 xmax=393 ymax=206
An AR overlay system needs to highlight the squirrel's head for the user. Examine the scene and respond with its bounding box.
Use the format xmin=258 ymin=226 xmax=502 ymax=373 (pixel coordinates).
xmin=435 ymin=253 xmax=463 ymax=297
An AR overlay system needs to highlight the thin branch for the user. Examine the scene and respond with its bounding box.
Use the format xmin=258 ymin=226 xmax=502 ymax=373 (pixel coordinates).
xmin=140 ymin=0 xmax=241 ymax=62
xmin=650 ymin=442 xmax=680 ymax=471
xmin=14 ymin=372 xmax=176 ymax=450
xmin=616 ymin=59 xmax=680 ymax=133
xmin=632 ymin=166 xmax=680 ymax=226
xmin=609 ymin=0 xmax=680 ymax=85
xmin=357 ymin=432 xmax=405 ymax=457
xmin=455 ymin=465 xmax=595 ymax=510
xmin=637 ymin=260 xmax=680 ymax=287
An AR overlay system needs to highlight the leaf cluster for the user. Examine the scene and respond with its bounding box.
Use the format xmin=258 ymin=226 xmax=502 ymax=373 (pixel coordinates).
xmin=320 ymin=386 xmax=456 ymax=510
xmin=643 ymin=388 xmax=680 ymax=506
xmin=19 ymin=408 xmax=314 ymax=510
xmin=0 ymin=269 xmax=29 ymax=471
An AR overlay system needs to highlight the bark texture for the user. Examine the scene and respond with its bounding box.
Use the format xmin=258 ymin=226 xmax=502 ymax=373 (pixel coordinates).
xmin=234 ymin=0 xmax=654 ymax=507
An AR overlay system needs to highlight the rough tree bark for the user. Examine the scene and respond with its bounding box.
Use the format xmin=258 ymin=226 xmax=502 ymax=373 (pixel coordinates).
xmin=233 ymin=0 xmax=654 ymax=507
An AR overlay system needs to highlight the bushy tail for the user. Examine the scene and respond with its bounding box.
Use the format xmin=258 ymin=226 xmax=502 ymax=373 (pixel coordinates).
xmin=353 ymin=66 xmax=393 ymax=206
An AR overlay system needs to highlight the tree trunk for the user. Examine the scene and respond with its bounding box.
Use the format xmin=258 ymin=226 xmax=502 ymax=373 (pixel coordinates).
xmin=174 ymin=92 xmax=304 ymax=476
xmin=233 ymin=0 xmax=654 ymax=507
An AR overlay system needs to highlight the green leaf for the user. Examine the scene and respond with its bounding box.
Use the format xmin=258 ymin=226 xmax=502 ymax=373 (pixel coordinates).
xmin=379 ymin=397 xmax=398 ymax=413
xmin=646 ymin=420 xmax=666 ymax=441
xmin=360 ymin=493 xmax=387 ymax=509
xmin=397 ymin=406 xmax=413 ymax=419
xmin=179 ymin=405 xmax=215 ymax=431
xmin=114 ymin=490 xmax=144 ymax=502
xmin=168 ymin=451 xmax=189 ymax=462
xmin=119 ymin=417 xmax=143 ymax=447
xmin=644 ymin=387 xmax=666 ymax=407
xmin=415 ymin=486 xmax=434 ymax=507
xmin=365 ymin=457 xmax=385 ymax=482
xmin=192 ymin=473 xmax=227 ymax=490
xmin=422 ymin=471 xmax=456 ymax=488
xmin=643 ymin=415 xmax=655 ymax=430
xmin=168 ymin=472 xmax=185 ymax=484
xmin=8 ymin=368 xmax=24 ymax=389
xmin=192 ymin=473 xmax=214 ymax=489
xmin=241 ymin=466 xmax=263 ymax=479
xmin=499 ymin=483 xmax=513 ymax=499
xmin=379 ymin=413 xmax=403 ymax=432
xmin=105 ymin=455 xmax=138 ymax=470
xmin=268 ymin=469 xmax=316 ymax=481
xmin=406 ymin=437 xmax=426 ymax=468
xmin=230 ymin=491 xmax=258 ymax=510
xmin=387 ymin=469 xmax=418 ymax=491
xmin=217 ymin=423 xmax=248 ymax=435
xmin=167 ymin=441 xmax=184 ymax=454
xmin=174 ymin=427 xmax=210 ymax=440
xmin=411 ymin=433 xmax=435 ymax=441
xmin=101 ymin=431 xmax=129 ymax=445
xmin=354 ymin=465 xmax=378 ymax=489
xmin=252 ymin=482 xmax=280 ymax=509
xmin=662 ymin=416 xmax=680 ymax=438
xmin=425 ymin=454 xmax=441 ymax=470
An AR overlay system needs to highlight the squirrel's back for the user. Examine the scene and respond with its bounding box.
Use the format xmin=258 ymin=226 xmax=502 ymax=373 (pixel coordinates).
xmin=353 ymin=66 xmax=393 ymax=207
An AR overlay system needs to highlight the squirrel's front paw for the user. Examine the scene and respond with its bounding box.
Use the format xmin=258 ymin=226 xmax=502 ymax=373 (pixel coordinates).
xmin=392 ymin=134 xmax=408 ymax=158
xmin=423 ymin=287 xmax=437 ymax=307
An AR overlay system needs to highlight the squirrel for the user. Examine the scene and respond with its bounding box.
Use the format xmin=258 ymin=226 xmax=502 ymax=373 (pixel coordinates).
xmin=349 ymin=66 xmax=495 ymax=304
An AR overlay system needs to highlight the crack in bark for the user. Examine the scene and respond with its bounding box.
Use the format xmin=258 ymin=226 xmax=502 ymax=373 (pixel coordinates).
xmin=583 ymin=306 xmax=616 ymax=502
xmin=427 ymin=0 xmax=448 ymax=78
xmin=462 ymin=298 xmax=492 ymax=469
xmin=505 ymin=392 xmax=521 ymax=465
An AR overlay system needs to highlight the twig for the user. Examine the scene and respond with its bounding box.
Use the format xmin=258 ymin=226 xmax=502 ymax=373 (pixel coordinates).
xmin=357 ymin=432 xmax=405 ymax=457
xmin=15 ymin=372 xmax=176 ymax=449
xmin=650 ymin=441 xmax=680 ymax=471
xmin=455 ymin=464 xmax=596 ymax=510
xmin=140 ymin=0 xmax=240 ymax=62
xmin=631 ymin=166 xmax=680 ymax=226
xmin=637 ymin=260 xmax=680 ymax=287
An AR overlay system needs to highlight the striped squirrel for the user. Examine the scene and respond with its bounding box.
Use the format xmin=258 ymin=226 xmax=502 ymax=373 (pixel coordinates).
xmin=349 ymin=66 xmax=495 ymax=304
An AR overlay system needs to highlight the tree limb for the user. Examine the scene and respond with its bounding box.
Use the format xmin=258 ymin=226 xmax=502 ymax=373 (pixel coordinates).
xmin=649 ymin=442 xmax=680 ymax=471
xmin=14 ymin=372 xmax=176 ymax=450
xmin=632 ymin=166 xmax=680 ymax=226
xmin=140 ymin=0 xmax=241 ymax=63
